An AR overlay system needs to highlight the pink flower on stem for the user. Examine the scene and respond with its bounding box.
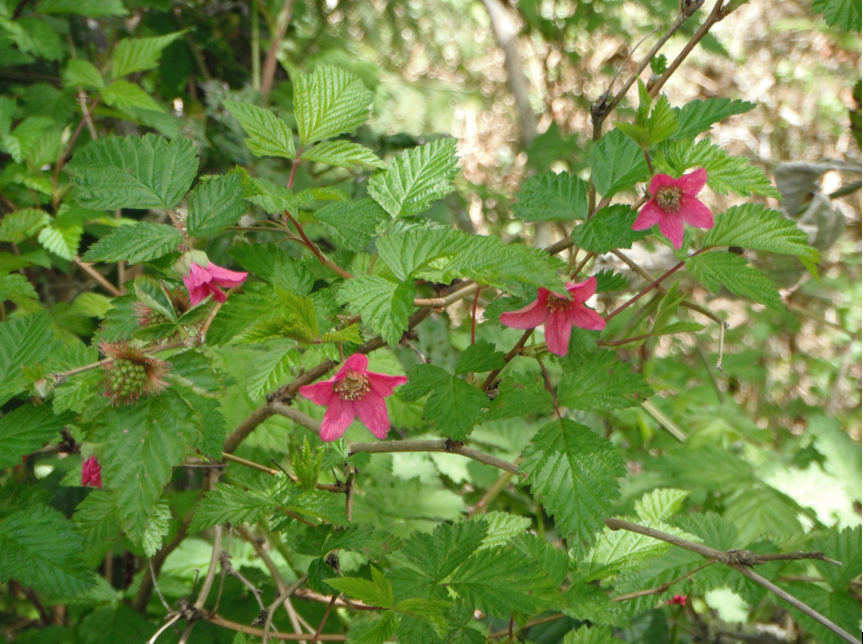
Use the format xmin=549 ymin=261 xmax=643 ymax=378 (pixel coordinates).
xmin=500 ymin=277 xmax=606 ymax=357
xmin=82 ymin=456 xmax=102 ymax=490
xmin=632 ymin=169 xmax=713 ymax=249
xmin=182 ymin=262 xmax=248 ymax=306
xmin=666 ymin=594 xmax=688 ymax=606
xmin=299 ymin=354 xmax=408 ymax=442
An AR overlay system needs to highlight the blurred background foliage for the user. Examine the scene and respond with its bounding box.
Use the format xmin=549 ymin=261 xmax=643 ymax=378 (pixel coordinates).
xmin=0 ymin=0 xmax=860 ymax=641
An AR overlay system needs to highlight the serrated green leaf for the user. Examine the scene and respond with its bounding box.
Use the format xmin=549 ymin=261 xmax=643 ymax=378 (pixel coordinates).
xmin=187 ymin=174 xmax=247 ymax=236
xmin=513 ymin=171 xmax=589 ymax=221
xmin=315 ymin=198 xmax=388 ymax=253
xmin=593 ymin=270 xmax=628 ymax=293
xmin=293 ymin=65 xmax=373 ymax=145
xmin=399 ymin=364 xmax=488 ymax=441
xmin=63 ymin=60 xmax=104 ymax=90
xmin=570 ymin=204 xmax=648 ymax=254
xmin=393 ymin=598 xmax=449 ymax=637
xmin=782 ymin=581 xmax=861 ymax=644
xmin=635 ymin=488 xmax=690 ymax=524
xmin=473 ymin=511 xmax=531 ymax=549
xmin=0 ymin=405 xmax=74 ymax=469
xmin=224 ymin=100 xmax=296 ymax=159
xmin=398 ymin=519 xmax=488 ymax=585
xmin=141 ymin=501 xmax=170 ymax=557
xmin=73 ymin=490 xmax=121 ymax=550
xmin=812 ymin=0 xmax=861 ymax=31
xmin=454 ymin=341 xmax=505 ymax=375
xmin=589 ymin=129 xmax=650 ymax=198
xmin=704 ymin=204 xmax=819 ymax=261
xmin=231 ymin=243 xmax=313 ymax=296
xmin=0 ymin=505 xmax=94 ymax=596
xmin=726 ymin=487 xmax=804 ymax=542
xmin=564 ymin=625 xmax=620 ymax=644
xmin=82 ymin=221 xmax=182 ymax=263
xmin=244 ymin=176 xmax=311 ymax=214
xmin=0 ymin=312 xmax=56 ymax=405
xmin=368 ymin=139 xmax=459 ymax=219
xmin=686 ymin=251 xmax=782 ymax=310
xmin=337 ymin=276 xmax=414 ymax=347
xmin=673 ymin=98 xmax=755 ymax=140
xmin=0 ymin=208 xmax=50 ymax=242
xmin=327 ymin=566 xmax=393 ymax=608
xmin=558 ymin=351 xmax=653 ymax=411
xmin=38 ymin=0 xmax=127 ymax=16
xmin=302 ymin=140 xmax=386 ymax=168
xmin=654 ymin=138 xmax=781 ymax=199
xmin=245 ymin=343 xmax=298 ymax=401
xmin=651 ymin=280 xmax=686 ymax=335
xmin=68 ymin=134 xmax=199 ymax=210
xmin=486 ymin=371 xmax=555 ymax=421
xmin=102 ymin=80 xmax=164 ymax=112
xmin=112 ymin=31 xmax=185 ymax=79
xmin=190 ymin=483 xmax=278 ymax=533
xmin=813 ymin=525 xmax=861 ymax=591
xmin=351 ymin=612 xmax=399 ymax=644
xmin=38 ymin=221 xmax=82 ymax=260
xmin=0 ymin=274 xmax=37 ymax=303
xmin=133 ymin=276 xmax=177 ymax=323
xmin=614 ymin=85 xmax=679 ymax=148
xmin=521 ymin=419 xmax=626 ymax=548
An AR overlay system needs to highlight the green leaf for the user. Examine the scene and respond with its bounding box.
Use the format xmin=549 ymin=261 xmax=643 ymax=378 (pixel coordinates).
xmin=393 ymin=598 xmax=449 ymax=637
xmin=368 ymin=139 xmax=459 ymax=218
xmin=141 ymin=501 xmax=170 ymax=557
xmin=82 ymin=221 xmax=182 ymax=263
xmin=187 ymin=174 xmax=247 ymax=237
xmin=292 ymin=64 xmax=373 ymax=144
xmin=614 ymin=84 xmax=679 ymax=148
xmin=0 ymin=405 xmax=74 ymax=469
xmin=454 ymin=341 xmax=505 ymax=375
xmin=450 ymin=547 xmax=558 ymax=617
xmin=292 ymin=437 xmax=323 ymax=493
xmin=38 ymin=0 xmax=127 ymax=16
xmin=0 ymin=505 xmax=94 ymax=596
xmin=337 ymin=276 xmax=415 ymax=347
xmin=244 ymin=177 xmax=311 ymax=214
xmin=38 ymin=220 xmax=82 ymax=260
xmin=704 ymin=204 xmax=819 ymax=261
xmin=245 ymin=343 xmax=298 ymax=401
xmin=231 ymin=243 xmax=313 ymax=296
xmin=651 ymin=280 xmax=689 ymax=335
xmin=0 ymin=208 xmax=50 ymax=242
xmin=474 ymin=511 xmax=531 ymax=549
xmin=68 ymin=134 xmax=199 ymax=210
xmin=486 ymin=371 xmax=555 ymax=421
xmin=654 ymin=138 xmax=781 ymax=199
xmin=63 ymin=60 xmax=105 ymax=90
xmin=564 ymin=625 xmax=620 ymax=644
xmin=351 ymin=612 xmax=399 ymax=644
xmin=399 ymin=364 xmax=489 ymax=441
xmin=589 ymin=129 xmax=650 ymax=198
xmin=111 ymin=31 xmax=186 ymax=79
xmin=513 ymin=171 xmax=589 ymax=221
xmin=814 ymin=525 xmax=861 ymax=591
xmin=0 ymin=274 xmax=38 ymax=304
xmin=635 ymin=488 xmax=690 ymax=524
xmin=521 ymin=419 xmax=626 ymax=547
xmin=315 ymin=199 xmax=388 ymax=252
xmin=224 ymin=101 xmax=296 ymax=159
xmin=326 ymin=566 xmax=394 ymax=608
xmin=812 ymin=0 xmax=861 ymax=31
xmin=570 ymin=204 xmax=648 ymax=254
xmin=73 ymin=491 xmax=121 ymax=552
xmin=190 ymin=483 xmax=278 ymax=532
xmin=685 ymin=251 xmax=782 ymax=310
xmin=673 ymin=98 xmax=755 ymax=140
xmin=91 ymin=392 xmax=198 ymax=539
xmin=0 ymin=312 xmax=56 ymax=405
xmin=102 ymin=80 xmax=163 ymax=113
xmin=301 ymin=140 xmax=386 ymax=168
xmin=558 ymin=351 xmax=653 ymax=411
xmin=782 ymin=581 xmax=861 ymax=644
xmin=397 ymin=520 xmax=488 ymax=587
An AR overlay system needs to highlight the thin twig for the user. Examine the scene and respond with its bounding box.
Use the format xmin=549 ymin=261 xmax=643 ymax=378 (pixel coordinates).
xmin=74 ymin=257 xmax=122 ymax=297
xmin=261 ymin=0 xmax=295 ymax=102
xmin=149 ymin=559 xmax=173 ymax=613
xmin=263 ymin=574 xmax=308 ymax=644
xmin=612 ymin=561 xmax=715 ymax=601
xmin=208 ymin=614 xmax=347 ymax=641
xmin=348 ymin=440 xmax=521 ymax=475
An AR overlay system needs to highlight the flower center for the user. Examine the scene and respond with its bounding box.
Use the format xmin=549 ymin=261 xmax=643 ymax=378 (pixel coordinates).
xmin=547 ymin=294 xmax=573 ymax=311
xmin=655 ymin=186 xmax=683 ymax=213
xmin=334 ymin=370 xmax=370 ymax=401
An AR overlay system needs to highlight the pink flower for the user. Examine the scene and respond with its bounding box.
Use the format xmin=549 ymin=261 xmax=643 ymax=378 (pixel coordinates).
xmin=82 ymin=456 xmax=102 ymax=490
xmin=666 ymin=594 xmax=688 ymax=606
xmin=632 ymin=169 xmax=713 ymax=249
xmin=182 ymin=261 xmax=248 ymax=306
xmin=299 ymin=354 xmax=408 ymax=441
xmin=500 ymin=278 xmax=605 ymax=356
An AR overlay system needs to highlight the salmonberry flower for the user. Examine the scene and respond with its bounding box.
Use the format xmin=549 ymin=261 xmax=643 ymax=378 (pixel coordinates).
xmin=176 ymin=251 xmax=248 ymax=306
xmin=500 ymin=277 xmax=605 ymax=356
xmin=99 ymin=341 xmax=169 ymax=405
xmin=632 ymin=168 xmax=713 ymax=249
xmin=82 ymin=456 xmax=102 ymax=490
xmin=666 ymin=594 xmax=688 ymax=606
xmin=299 ymin=354 xmax=408 ymax=442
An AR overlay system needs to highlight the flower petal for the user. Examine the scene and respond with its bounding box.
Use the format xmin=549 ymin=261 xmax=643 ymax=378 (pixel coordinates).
xmin=337 ymin=353 xmax=369 ymax=379
xmin=206 ymin=262 xmax=248 ymax=288
xmin=658 ymin=214 xmax=685 ymax=249
xmin=567 ymin=303 xmax=606 ymax=331
xmin=320 ymin=400 xmax=356 ymax=441
xmin=299 ymin=380 xmax=337 ymax=406
xmin=566 ymin=277 xmax=597 ymax=304
xmin=206 ymin=282 xmax=228 ymax=303
xmin=500 ymin=299 xmax=549 ymax=330
xmin=649 ymin=173 xmax=677 ymax=195
xmin=676 ymin=168 xmax=708 ymax=197
xmin=679 ymin=195 xmax=714 ymax=229
xmin=633 ymin=201 xmax=663 ymax=230
xmin=367 ymin=372 xmax=408 ymax=398
xmin=545 ymin=308 xmax=573 ymax=356
xmin=186 ymin=282 xmax=211 ymax=306
xmin=186 ymin=263 xmax=211 ymax=288
xmin=354 ymin=394 xmax=391 ymax=439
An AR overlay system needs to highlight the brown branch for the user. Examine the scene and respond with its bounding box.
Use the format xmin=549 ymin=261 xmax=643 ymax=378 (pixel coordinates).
xmin=208 ymin=615 xmax=346 ymax=641
xmin=482 ymin=328 xmax=533 ymax=391
xmin=261 ymin=0 xmax=295 ymax=103
xmin=309 ymin=595 xmax=337 ymax=644
xmin=74 ymin=256 xmax=122 ymax=297
xmin=348 ymin=440 xmax=521 ymax=475
xmin=612 ymin=561 xmax=715 ymax=602
xmin=263 ymin=574 xmax=309 ymax=644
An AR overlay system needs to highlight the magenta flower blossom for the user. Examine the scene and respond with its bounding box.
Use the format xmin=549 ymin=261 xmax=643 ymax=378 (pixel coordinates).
xmin=182 ymin=261 xmax=248 ymax=306
xmin=82 ymin=456 xmax=102 ymax=490
xmin=500 ymin=277 xmax=606 ymax=356
xmin=632 ymin=169 xmax=713 ymax=249
xmin=299 ymin=354 xmax=408 ymax=441
xmin=666 ymin=594 xmax=688 ymax=606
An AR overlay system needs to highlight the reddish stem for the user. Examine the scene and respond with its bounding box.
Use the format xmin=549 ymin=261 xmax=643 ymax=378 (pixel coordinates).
xmin=605 ymin=261 xmax=684 ymax=322
xmin=470 ymin=287 xmax=481 ymax=345
xmin=287 ymin=146 xmax=303 ymax=190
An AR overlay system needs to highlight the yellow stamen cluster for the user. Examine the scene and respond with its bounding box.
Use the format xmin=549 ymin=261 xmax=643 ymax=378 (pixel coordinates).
xmin=334 ymin=370 xmax=370 ymax=401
